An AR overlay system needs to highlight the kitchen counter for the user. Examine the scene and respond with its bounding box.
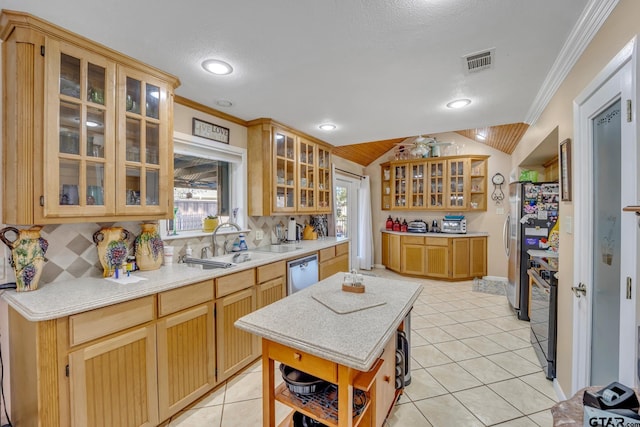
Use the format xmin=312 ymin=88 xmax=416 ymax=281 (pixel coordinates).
xmin=2 ymin=237 xmax=348 ymax=321
xmin=381 ymin=229 xmax=489 ymax=238
xmin=235 ymin=272 xmax=421 ymax=371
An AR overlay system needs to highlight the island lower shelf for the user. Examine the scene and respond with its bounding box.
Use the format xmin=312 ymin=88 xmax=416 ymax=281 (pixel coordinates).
xmin=264 ymin=336 xmax=399 ymax=427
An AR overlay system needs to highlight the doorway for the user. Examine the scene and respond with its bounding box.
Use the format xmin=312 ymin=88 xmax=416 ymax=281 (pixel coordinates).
xmin=334 ymin=173 xmax=360 ymax=270
xmin=573 ymin=38 xmax=638 ymax=393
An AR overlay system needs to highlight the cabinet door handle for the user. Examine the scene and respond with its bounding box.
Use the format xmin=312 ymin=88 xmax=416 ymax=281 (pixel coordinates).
xmin=293 ymin=352 xmax=301 ymax=361
xmin=627 ymin=277 xmax=632 ymax=300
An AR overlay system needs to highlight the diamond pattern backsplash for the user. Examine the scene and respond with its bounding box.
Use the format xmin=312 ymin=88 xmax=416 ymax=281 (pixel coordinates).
xmin=2 ymin=215 xmax=329 ymax=285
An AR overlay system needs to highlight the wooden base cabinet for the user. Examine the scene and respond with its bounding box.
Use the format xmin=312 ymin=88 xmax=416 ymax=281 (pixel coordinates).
xmin=319 ymin=242 xmax=349 ymax=280
xmin=383 ymin=233 xmax=487 ymax=281
xmin=156 ymin=303 xmax=215 ymax=421
xmin=69 ymin=325 xmax=159 ymax=427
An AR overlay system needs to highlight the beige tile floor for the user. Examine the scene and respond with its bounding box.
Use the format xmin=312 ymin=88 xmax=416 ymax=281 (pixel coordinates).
xmin=167 ymin=268 xmax=557 ymax=426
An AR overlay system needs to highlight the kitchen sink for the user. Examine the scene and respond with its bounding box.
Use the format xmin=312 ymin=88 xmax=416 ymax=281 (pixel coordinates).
xmin=207 ymin=251 xmax=275 ymax=265
xmin=252 ymin=245 xmax=302 ymax=253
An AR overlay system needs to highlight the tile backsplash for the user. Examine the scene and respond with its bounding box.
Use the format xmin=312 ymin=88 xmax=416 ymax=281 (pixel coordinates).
xmin=4 ymin=215 xmax=329 ymax=285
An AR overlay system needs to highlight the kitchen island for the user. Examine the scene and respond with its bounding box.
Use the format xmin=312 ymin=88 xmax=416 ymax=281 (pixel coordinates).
xmin=235 ymin=273 xmax=422 ymax=427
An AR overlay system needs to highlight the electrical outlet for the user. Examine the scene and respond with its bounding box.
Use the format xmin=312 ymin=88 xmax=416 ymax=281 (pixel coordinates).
xmin=255 ymin=230 xmax=264 ymax=240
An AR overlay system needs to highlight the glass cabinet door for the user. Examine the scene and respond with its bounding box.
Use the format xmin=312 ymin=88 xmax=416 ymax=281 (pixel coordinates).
xmin=410 ymin=163 xmax=426 ymax=209
xmin=273 ymin=128 xmax=296 ymax=212
xmin=381 ymin=163 xmax=391 ymax=210
xmin=317 ymin=145 xmax=332 ymax=212
xmin=298 ymin=138 xmax=315 ymax=211
xmin=46 ymin=42 xmax=115 ymax=217
xmin=117 ymin=68 xmax=168 ymax=215
xmin=447 ymin=159 xmax=467 ymax=209
xmin=427 ymin=161 xmax=445 ymax=208
xmin=393 ymin=164 xmax=408 ymax=208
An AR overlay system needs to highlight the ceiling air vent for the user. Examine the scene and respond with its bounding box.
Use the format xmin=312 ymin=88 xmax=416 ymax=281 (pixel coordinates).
xmin=463 ymin=49 xmax=495 ymax=73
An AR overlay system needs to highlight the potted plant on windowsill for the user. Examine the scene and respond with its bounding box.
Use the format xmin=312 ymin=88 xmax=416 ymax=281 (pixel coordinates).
xmin=203 ymin=215 xmax=219 ymax=233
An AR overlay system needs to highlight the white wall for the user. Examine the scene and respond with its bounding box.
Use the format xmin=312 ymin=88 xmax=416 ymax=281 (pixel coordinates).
xmin=364 ymin=131 xmax=512 ymax=278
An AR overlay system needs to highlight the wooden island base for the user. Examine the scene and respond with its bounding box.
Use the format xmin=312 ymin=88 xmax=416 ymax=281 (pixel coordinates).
xmin=261 ymin=338 xmax=399 ymax=427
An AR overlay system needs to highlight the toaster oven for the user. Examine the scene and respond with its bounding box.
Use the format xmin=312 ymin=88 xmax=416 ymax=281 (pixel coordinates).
xmin=441 ymin=217 xmax=466 ymax=234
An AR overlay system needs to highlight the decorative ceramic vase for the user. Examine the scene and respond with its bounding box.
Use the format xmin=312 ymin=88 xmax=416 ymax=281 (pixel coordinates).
xmin=93 ymin=227 xmax=131 ymax=277
xmin=0 ymin=226 xmax=48 ymax=292
xmin=135 ymin=222 xmax=163 ymax=271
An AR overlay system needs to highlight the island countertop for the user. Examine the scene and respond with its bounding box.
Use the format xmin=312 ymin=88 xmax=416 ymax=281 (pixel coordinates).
xmin=235 ymin=273 xmax=422 ymax=371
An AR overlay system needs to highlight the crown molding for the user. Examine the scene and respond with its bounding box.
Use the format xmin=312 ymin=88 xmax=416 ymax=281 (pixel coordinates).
xmin=524 ymin=0 xmax=619 ymax=125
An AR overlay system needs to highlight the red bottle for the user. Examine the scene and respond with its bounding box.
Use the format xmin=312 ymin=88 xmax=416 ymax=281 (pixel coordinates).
xmin=385 ymin=215 xmax=394 ymax=230
xmin=392 ymin=218 xmax=401 ymax=231
xmin=400 ymin=219 xmax=408 ymax=232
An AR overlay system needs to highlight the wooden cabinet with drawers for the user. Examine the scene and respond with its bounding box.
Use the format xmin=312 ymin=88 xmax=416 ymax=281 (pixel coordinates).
xmin=384 ymin=232 xmax=487 ymax=280
xmin=318 ymin=242 xmax=349 ymax=280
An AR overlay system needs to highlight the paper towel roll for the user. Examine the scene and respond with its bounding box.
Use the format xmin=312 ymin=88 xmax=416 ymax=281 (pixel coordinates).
xmin=287 ymin=217 xmax=297 ymax=241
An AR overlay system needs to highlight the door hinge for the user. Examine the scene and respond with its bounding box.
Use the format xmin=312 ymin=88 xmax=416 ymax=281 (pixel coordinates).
xmin=40 ymin=45 xmax=45 ymax=56
xmin=627 ymin=277 xmax=633 ymax=299
xmin=65 ymin=364 xmax=69 ymax=377
xmin=627 ymin=99 xmax=632 ymax=122
xmin=40 ymin=196 xmax=44 ymax=206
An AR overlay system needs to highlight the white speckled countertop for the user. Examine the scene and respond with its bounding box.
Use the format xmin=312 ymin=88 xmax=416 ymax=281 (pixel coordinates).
xmin=2 ymin=237 xmax=349 ymax=321
xmin=235 ymin=273 xmax=422 ymax=371
xmin=381 ymin=229 xmax=489 ymax=238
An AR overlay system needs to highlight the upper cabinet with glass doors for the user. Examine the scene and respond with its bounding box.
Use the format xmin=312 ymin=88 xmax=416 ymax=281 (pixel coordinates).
xmin=0 ymin=10 xmax=179 ymax=224
xmin=381 ymin=155 xmax=488 ymax=212
xmin=247 ymin=119 xmax=333 ymax=216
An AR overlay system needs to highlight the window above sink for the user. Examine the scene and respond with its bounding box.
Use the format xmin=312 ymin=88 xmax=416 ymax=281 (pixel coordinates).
xmin=160 ymin=132 xmax=247 ymax=239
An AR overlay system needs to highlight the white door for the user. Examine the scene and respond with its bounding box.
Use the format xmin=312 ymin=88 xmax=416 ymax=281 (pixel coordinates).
xmin=334 ymin=174 xmax=360 ymax=270
xmin=572 ymin=39 xmax=638 ymax=393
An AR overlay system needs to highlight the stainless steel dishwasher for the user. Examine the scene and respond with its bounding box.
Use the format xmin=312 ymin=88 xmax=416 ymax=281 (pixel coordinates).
xmin=287 ymin=254 xmax=319 ymax=294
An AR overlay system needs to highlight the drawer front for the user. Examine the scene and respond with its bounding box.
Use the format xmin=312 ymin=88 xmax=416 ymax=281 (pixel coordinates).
xmin=319 ymin=247 xmax=335 ymax=262
xmin=69 ymin=296 xmax=155 ymax=346
xmin=158 ymin=280 xmax=214 ymax=317
xmin=401 ymin=236 xmax=425 ymax=245
xmin=425 ymin=237 xmax=449 ymax=246
xmin=257 ymin=260 xmax=285 ymax=283
xmin=335 ymin=242 xmax=349 ymax=257
xmin=267 ymin=340 xmax=337 ymax=383
xmin=216 ymin=268 xmax=256 ymax=298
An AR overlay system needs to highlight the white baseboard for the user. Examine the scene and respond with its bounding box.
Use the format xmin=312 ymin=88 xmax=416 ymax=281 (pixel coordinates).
xmin=554 ymin=378 xmax=567 ymax=401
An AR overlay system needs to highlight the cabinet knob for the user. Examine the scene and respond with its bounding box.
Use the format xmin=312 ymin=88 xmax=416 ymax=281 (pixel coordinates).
xmin=383 ymin=375 xmax=391 ymax=383
xmin=293 ymin=353 xmax=302 ymax=361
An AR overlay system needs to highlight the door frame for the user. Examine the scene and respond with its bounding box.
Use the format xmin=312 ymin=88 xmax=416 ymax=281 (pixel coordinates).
xmin=572 ymin=36 xmax=639 ymax=393
xmin=334 ymin=171 xmax=361 ymax=270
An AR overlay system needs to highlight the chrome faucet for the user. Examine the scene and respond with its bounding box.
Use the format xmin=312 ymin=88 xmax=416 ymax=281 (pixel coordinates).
xmin=211 ymin=222 xmax=242 ymax=256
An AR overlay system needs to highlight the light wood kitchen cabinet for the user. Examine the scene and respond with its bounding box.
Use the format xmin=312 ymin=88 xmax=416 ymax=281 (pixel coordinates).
xmin=215 ymin=268 xmax=259 ymax=382
xmin=450 ymin=237 xmax=470 ymax=279
xmin=156 ymin=281 xmax=216 ymax=421
xmin=68 ymin=325 xmax=159 ymax=427
xmin=247 ymin=119 xmax=332 ymax=215
xmin=425 ymin=237 xmax=450 ymax=279
xmin=401 ymin=236 xmax=426 ymax=275
xmin=0 ymin=10 xmax=179 ymax=224
xmin=318 ymin=242 xmax=349 ymax=280
xmin=469 ymin=236 xmax=488 ymax=278
xmin=382 ymin=232 xmax=401 ymax=272
xmin=381 ymin=155 xmax=488 ymax=212
xmin=385 ymin=232 xmax=487 ymax=280
xmin=257 ymin=260 xmax=286 ymax=308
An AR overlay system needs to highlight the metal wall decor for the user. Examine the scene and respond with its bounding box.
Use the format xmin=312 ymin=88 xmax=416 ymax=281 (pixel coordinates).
xmin=559 ymin=138 xmax=571 ymax=201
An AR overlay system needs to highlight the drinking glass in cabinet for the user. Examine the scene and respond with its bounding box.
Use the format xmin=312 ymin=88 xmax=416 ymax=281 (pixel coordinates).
xmin=146 ymin=84 xmax=160 ymax=119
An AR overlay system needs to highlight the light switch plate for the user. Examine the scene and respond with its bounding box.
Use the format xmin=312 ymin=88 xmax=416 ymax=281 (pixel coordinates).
xmin=255 ymin=230 xmax=264 ymax=240
xmin=496 ymin=207 xmax=504 ymax=215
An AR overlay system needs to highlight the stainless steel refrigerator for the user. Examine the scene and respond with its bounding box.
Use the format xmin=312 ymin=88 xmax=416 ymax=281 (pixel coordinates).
xmin=504 ymin=181 xmax=559 ymax=321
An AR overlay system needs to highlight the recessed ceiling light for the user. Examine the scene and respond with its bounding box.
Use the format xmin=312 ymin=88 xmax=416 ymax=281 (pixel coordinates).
xmin=202 ymin=59 xmax=233 ymax=75
xmin=319 ymin=123 xmax=336 ymax=131
xmin=216 ymin=100 xmax=233 ymax=108
xmin=446 ymin=98 xmax=471 ymax=109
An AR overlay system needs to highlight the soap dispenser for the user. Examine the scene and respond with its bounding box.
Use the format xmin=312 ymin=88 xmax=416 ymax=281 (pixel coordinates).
xmin=238 ymin=233 xmax=248 ymax=251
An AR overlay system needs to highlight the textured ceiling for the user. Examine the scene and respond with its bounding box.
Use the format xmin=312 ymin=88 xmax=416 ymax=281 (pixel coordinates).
xmin=2 ymin=0 xmax=592 ymax=149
